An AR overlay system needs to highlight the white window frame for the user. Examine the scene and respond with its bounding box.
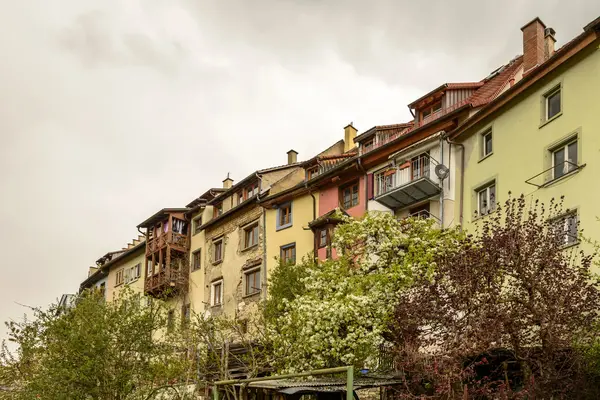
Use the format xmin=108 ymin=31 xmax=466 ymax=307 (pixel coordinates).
xmin=244 ymin=267 xmax=261 ymax=296
xmin=476 ymin=182 xmax=496 ymax=216
xmin=482 ymin=129 xmax=493 ymax=158
xmin=210 ymin=279 xmax=223 ymax=306
xmin=551 ymin=139 xmax=578 ymax=180
xmin=554 ymin=211 xmax=578 ymax=246
xmin=545 ymin=86 xmax=561 ymax=121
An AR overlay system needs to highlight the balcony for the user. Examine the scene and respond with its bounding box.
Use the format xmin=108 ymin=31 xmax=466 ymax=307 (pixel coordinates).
xmin=144 ymin=267 xmax=188 ymax=297
xmin=374 ymin=154 xmax=442 ymax=209
xmin=146 ymin=227 xmax=189 ymax=256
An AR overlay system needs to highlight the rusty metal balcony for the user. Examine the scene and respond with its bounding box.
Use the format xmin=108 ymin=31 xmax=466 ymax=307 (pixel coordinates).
xmin=374 ymin=154 xmax=442 ymax=209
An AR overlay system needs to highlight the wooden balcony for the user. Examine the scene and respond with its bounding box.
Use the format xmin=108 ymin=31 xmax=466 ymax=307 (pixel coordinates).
xmin=144 ymin=267 xmax=188 ymax=298
xmin=146 ymin=231 xmax=189 ymax=256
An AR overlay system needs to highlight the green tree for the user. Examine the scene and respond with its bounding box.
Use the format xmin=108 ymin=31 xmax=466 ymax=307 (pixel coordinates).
xmin=266 ymin=211 xmax=463 ymax=373
xmin=0 ymin=288 xmax=196 ymax=400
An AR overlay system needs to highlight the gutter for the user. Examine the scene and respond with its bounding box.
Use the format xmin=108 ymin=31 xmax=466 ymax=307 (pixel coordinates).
xmin=256 ymin=172 xmax=268 ymax=300
xmin=443 ymin=133 xmax=465 ymax=227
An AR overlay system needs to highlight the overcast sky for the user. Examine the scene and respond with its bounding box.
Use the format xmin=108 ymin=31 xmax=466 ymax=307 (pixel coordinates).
xmin=1 ymin=0 xmax=599 ymax=337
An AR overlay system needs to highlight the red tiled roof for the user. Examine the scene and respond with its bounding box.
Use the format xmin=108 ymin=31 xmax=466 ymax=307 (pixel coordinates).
xmin=469 ymin=56 xmax=523 ymax=107
xmin=408 ymin=82 xmax=483 ymax=108
xmin=446 ymin=82 xmax=485 ymax=89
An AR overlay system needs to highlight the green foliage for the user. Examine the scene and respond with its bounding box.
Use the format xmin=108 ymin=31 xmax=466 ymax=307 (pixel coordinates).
xmin=0 ymin=288 xmax=196 ymax=400
xmin=266 ymin=211 xmax=463 ymax=373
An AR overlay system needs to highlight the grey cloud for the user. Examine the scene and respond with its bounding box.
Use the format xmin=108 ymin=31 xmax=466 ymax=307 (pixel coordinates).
xmin=59 ymin=10 xmax=187 ymax=73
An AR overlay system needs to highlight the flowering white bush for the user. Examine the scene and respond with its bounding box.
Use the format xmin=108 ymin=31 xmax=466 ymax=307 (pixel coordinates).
xmin=267 ymin=211 xmax=463 ymax=373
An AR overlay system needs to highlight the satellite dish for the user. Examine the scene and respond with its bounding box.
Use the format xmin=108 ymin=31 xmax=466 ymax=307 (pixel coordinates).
xmin=435 ymin=164 xmax=450 ymax=180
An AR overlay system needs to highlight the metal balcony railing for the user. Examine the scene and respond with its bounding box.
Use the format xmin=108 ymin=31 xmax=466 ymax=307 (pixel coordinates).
xmin=525 ymin=160 xmax=585 ymax=188
xmin=375 ymin=153 xmax=437 ymax=196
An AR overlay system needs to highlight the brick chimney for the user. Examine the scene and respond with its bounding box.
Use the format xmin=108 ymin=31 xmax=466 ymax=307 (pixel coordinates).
xmin=222 ymin=173 xmax=233 ymax=189
xmin=544 ymin=27 xmax=556 ymax=59
xmin=287 ymin=149 xmax=298 ymax=164
xmin=343 ymin=123 xmax=357 ymax=152
xmin=521 ymin=17 xmax=547 ymax=74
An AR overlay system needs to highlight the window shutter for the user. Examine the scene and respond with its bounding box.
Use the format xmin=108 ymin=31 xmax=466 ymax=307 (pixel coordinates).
xmin=367 ymin=174 xmax=374 ymax=200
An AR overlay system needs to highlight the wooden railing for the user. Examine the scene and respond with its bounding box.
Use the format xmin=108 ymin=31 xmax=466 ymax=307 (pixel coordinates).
xmin=146 ymin=232 xmax=188 ymax=255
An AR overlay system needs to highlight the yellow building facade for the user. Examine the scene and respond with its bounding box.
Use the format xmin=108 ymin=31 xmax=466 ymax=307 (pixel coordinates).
xmin=453 ymin=18 xmax=600 ymax=255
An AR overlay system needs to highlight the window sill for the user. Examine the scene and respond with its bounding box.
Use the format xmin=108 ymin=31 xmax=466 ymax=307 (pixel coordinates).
xmin=539 ymin=112 xmax=562 ymax=129
xmin=478 ymin=152 xmax=493 ymax=163
xmin=191 ymin=267 xmax=201 ymax=273
xmin=276 ymin=223 xmax=293 ymax=232
xmin=210 ymin=304 xmax=223 ymax=309
xmin=243 ymin=291 xmax=261 ymax=300
xmin=541 ymin=165 xmax=584 ymax=188
xmin=471 ymin=208 xmax=498 ymax=222
xmin=560 ymin=241 xmax=580 ymax=250
xmin=212 ymin=260 xmax=223 ymax=266
xmin=241 ymin=244 xmax=258 ymax=253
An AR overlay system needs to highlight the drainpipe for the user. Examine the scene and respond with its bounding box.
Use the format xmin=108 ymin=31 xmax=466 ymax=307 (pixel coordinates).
xmin=256 ymin=172 xmax=268 ymax=300
xmin=439 ymin=136 xmax=444 ymax=228
xmin=444 ymin=134 xmax=465 ymax=227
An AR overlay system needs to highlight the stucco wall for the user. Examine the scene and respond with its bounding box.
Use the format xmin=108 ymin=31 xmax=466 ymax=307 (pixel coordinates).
xmin=204 ymin=204 xmax=264 ymax=319
xmin=106 ymin=250 xmax=146 ymax=302
xmin=457 ymin=44 xmax=600 ymax=257
xmin=188 ymin=206 xmax=211 ymax=315
xmin=318 ymin=175 xmax=366 ymax=218
xmin=265 ymin=193 xmax=317 ymax=277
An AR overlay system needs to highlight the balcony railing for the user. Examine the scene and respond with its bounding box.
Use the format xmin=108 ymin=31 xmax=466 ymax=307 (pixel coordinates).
xmin=374 ymin=153 xmax=442 ymax=209
xmin=146 ymin=231 xmax=189 ymax=255
xmin=144 ymin=267 xmax=188 ymax=297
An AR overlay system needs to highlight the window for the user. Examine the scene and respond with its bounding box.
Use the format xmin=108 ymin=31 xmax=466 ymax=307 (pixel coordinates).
xmin=552 ymin=140 xmax=578 ymax=179
xmin=211 ymin=280 xmax=223 ymax=306
xmin=243 ymin=223 xmax=259 ymax=249
xmin=245 ymin=183 xmax=259 ymax=199
xmin=99 ymin=282 xmax=106 ymax=298
xmin=363 ymin=139 xmax=374 ymax=153
xmin=245 ymin=268 xmax=261 ymax=295
xmin=194 ymin=216 xmax=203 ymax=234
xmin=237 ymin=191 xmax=244 ymax=205
xmin=277 ymin=203 xmax=292 ymax=230
xmin=477 ymin=182 xmax=496 ymax=216
xmin=482 ymin=129 xmax=493 ymax=157
xmin=340 ymin=181 xmax=359 ymax=209
xmin=124 ymin=264 xmax=141 ymax=284
xmin=191 ymin=249 xmax=201 ymax=271
xmin=421 ymin=102 xmax=442 ymax=121
xmin=280 ymin=243 xmax=296 ymax=265
xmin=553 ymin=211 xmax=578 ymax=246
xmin=545 ymin=86 xmax=561 ymax=121
xmin=147 ymin=260 xmax=154 ymax=277
xmin=213 ymin=239 xmax=223 ymax=263
xmin=214 ymin=203 xmax=223 ymax=218
xmin=318 ymin=229 xmax=327 ymax=248
xmin=116 ymin=269 xmax=124 ymax=286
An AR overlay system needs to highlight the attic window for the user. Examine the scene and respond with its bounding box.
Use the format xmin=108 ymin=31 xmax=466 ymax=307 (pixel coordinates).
xmin=363 ymin=139 xmax=374 ymax=153
xmin=307 ymin=167 xmax=319 ymax=180
xmin=245 ymin=183 xmax=259 ymax=199
xmin=421 ymin=101 xmax=442 ymax=120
